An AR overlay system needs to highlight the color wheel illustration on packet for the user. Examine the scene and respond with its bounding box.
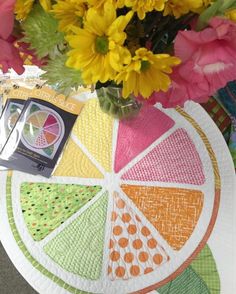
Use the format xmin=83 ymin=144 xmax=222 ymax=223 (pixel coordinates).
xmin=21 ymin=102 xmax=65 ymax=159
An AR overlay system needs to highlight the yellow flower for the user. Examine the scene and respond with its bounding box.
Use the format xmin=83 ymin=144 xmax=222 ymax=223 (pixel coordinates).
xmin=225 ymin=9 xmax=236 ymax=22
xmin=164 ymin=0 xmax=204 ymax=18
xmin=123 ymin=0 xmax=166 ymax=20
xmin=87 ymin=0 xmax=107 ymax=9
xmin=87 ymin=0 xmax=125 ymax=10
xmin=116 ymin=0 xmax=126 ymax=8
xmin=203 ymin=0 xmax=212 ymax=6
xmin=66 ymin=2 xmax=133 ymax=84
xmin=52 ymin=0 xmax=88 ymax=32
xmin=15 ymin=0 xmax=34 ymax=20
xmin=39 ymin=0 xmax=52 ymax=11
xmin=193 ymin=0 xmax=213 ymax=14
xmin=15 ymin=0 xmax=52 ymax=20
xmin=115 ymin=48 xmax=180 ymax=98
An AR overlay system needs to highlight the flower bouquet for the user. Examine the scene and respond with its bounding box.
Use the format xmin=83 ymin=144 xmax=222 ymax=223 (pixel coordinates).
xmin=1 ymin=0 xmax=236 ymax=118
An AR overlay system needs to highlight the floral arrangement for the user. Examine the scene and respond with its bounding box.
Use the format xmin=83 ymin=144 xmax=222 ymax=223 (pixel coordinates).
xmin=1 ymin=0 xmax=236 ymax=117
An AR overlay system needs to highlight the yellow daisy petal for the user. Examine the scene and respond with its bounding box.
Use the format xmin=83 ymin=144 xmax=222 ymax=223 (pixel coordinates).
xmin=15 ymin=0 xmax=34 ymax=20
xmin=115 ymin=48 xmax=180 ymax=98
xmin=39 ymin=0 xmax=51 ymax=11
xmin=124 ymin=0 xmax=166 ymax=20
xmin=51 ymin=0 xmax=87 ymax=32
xmin=164 ymin=0 xmax=205 ymax=18
xmin=85 ymin=2 xmax=116 ymax=36
xmin=225 ymin=9 xmax=236 ymax=22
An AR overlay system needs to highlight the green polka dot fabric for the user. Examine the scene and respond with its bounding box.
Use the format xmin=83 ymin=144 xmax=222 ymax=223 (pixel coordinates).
xmin=44 ymin=192 xmax=108 ymax=280
xmin=20 ymin=183 xmax=102 ymax=241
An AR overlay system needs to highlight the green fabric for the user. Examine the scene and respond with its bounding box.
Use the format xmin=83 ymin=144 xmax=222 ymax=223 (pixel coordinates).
xmin=20 ymin=183 xmax=102 ymax=241
xmin=158 ymin=267 xmax=210 ymax=294
xmin=191 ymin=245 xmax=220 ymax=294
xmin=157 ymin=245 xmax=220 ymax=294
xmin=229 ymin=124 xmax=236 ymax=167
xmin=44 ymin=192 xmax=108 ymax=280
xmin=7 ymin=176 xmax=91 ymax=294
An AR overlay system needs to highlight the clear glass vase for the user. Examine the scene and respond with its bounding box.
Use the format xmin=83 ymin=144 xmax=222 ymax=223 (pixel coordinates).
xmin=96 ymin=87 xmax=142 ymax=119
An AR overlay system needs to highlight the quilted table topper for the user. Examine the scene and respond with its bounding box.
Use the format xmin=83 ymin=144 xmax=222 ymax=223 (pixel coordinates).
xmin=0 ymin=98 xmax=235 ymax=294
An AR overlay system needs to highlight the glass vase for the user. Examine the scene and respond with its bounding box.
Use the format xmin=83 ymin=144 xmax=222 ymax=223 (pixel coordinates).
xmin=96 ymin=87 xmax=142 ymax=119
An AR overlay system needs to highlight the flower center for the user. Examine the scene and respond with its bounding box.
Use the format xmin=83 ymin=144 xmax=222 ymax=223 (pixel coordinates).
xmin=95 ymin=36 xmax=109 ymax=54
xmin=141 ymin=60 xmax=151 ymax=71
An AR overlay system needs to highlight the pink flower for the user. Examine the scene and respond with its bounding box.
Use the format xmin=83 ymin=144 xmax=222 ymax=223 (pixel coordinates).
xmin=0 ymin=0 xmax=24 ymax=75
xmin=0 ymin=38 xmax=24 ymax=75
xmin=148 ymin=65 xmax=213 ymax=107
xmin=148 ymin=17 xmax=236 ymax=108
xmin=0 ymin=0 xmax=16 ymax=40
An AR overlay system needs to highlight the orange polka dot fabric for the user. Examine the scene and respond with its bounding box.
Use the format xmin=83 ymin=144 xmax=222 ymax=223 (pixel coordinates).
xmin=108 ymin=192 xmax=169 ymax=280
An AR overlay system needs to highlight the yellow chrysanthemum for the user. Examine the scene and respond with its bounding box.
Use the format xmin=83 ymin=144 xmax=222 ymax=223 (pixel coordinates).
xmin=123 ymin=0 xmax=166 ymax=20
xmin=193 ymin=0 xmax=213 ymax=14
xmin=40 ymin=0 xmax=52 ymax=11
xmin=115 ymin=48 xmax=180 ymax=98
xmin=66 ymin=2 xmax=133 ymax=84
xmin=164 ymin=0 xmax=204 ymax=18
xmin=116 ymin=0 xmax=126 ymax=8
xmin=15 ymin=0 xmax=34 ymax=20
xmin=15 ymin=0 xmax=52 ymax=20
xmin=225 ymin=9 xmax=236 ymax=22
xmin=203 ymin=0 xmax=212 ymax=6
xmin=52 ymin=0 xmax=88 ymax=32
xmin=87 ymin=0 xmax=107 ymax=9
xmin=87 ymin=0 xmax=125 ymax=10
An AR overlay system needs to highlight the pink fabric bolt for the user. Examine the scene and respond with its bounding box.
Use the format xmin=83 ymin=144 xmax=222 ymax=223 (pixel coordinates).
xmin=147 ymin=17 xmax=236 ymax=108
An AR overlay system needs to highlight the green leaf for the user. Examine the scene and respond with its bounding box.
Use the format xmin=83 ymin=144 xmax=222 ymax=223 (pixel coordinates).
xmin=197 ymin=0 xmax=223 ymax=30
xmin=220 ymin=0 xmax=236 ymax=11
xmin=191 ymin=245 xmax=220 ymax=294
xmin=158 ymin=267 xmax=210 ymax=294
xmin=42 ymin=55 xmax=83 ymax=96
xmin=197 ymin=0 xmax=236 ymax=30
xmin=22 ymin=4 xmax=65 ymax=58
xmin=157 ymin=245 xmax=220 ymax=294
